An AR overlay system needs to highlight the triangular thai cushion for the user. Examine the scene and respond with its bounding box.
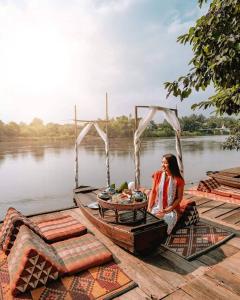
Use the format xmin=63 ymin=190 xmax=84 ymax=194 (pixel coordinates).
xmin=0 ymin=207 xmax=44 ymax=255
xmin=7 ymin=225 xmax=66 ymax=296
xmin=0 ymin=207 xmax=87 ymax=255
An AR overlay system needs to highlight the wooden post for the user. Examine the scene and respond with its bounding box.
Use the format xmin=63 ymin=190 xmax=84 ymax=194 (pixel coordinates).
xmin=106 ymin=93 xmax=110 ymax=187
xmin=134 ymin=106 xmax=140 ymax=190
xmin=74 ymin=105 xmax=79 ymax=188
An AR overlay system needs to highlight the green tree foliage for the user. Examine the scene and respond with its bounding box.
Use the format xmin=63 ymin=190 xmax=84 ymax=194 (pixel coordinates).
xmin=5 ymin=122 xmax=20 ymax=137
xmin=108 ymin=116 xmax=135 ymax=138
xmin=30 ymin=118 xmax=44 ymax=127
xmin=0 ymin=114 xmax=238 ymax=141
xmin=223 ymin=133 xmax=240 ymax=151
xmin=165 ymin=0 xmax=240 ymax=115
xmin=157 ymin=120 xmax=175 ymax=137
xmin=181 ymin=114 xmax=206 ymax=132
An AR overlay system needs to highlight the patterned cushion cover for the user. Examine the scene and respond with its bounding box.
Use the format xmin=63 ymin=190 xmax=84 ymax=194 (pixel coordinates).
xmin=0 ymin=207 xmax=44 ymax=255
xmin=0 ymin=207 xmax=26 ymax=247
xmin=0 ymin=208 xmax=87 ymax=255
xmin=211 ymin=185 xmax=240 ymax=200
xmin=197 ymin=179 xmax=240 ymax=200
xmin=0 ymin=207 xmax=16 ymax=247
xmin=197 ymin=177 xmax=220 ymax=192
xmin=228 ymin=190 xmax=240 ymax=200
xmin=177 ymin=199 xmax=199 ymax=228
xmin=52 ymin=233 xmax=113 ymax=274
xmin=7 ymin=225 xmax=66 ymax=296
xmin=36 ymin=215 xmax=87 ymax=242
xmin=197 ymin=181 xmax=210 ymax=192
xmin=211 ymin=187 xmax=232 ymax=197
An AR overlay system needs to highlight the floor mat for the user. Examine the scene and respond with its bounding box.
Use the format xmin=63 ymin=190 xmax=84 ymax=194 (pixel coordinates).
xmin=161 ymin=221 xmax=235 ymax=260
xmin=0 ymin=252 xmax=137 ymax=300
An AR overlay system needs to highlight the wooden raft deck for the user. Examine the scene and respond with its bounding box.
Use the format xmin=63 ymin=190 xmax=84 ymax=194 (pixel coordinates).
xmin=184 ymin=193 xmax=240 ymax=233
xmin=72 ymin=191 xmax=240 ymax=300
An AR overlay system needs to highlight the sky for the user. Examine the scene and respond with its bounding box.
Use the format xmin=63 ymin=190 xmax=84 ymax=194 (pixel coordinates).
xmin=0 ymin=0 xmax=212 ymax=124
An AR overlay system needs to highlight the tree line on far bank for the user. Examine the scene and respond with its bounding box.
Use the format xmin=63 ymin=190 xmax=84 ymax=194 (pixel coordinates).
xmin=0 ymin=114 xmax=239 ymax=141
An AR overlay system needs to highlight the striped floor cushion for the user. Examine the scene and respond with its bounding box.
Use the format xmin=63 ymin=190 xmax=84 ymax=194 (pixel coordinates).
xmin=52 ymin=233 xmax=113 ymax=275
xmin=212 ymin=185 xmax=240 ymax=200
xmin=36 ymin=215 xmax=87 ymax=242
xmin=7 ymin=228 xmax=113 ymax=296
xmin=197 ymin=179 xmax=240 ymax=200
xmin=211 ymin=187 xmax=232 ymax=197
xmin=0 ymin=208 xmax=87 ymax=255
xmin=7 ymin=225 xmax=66 ymax=296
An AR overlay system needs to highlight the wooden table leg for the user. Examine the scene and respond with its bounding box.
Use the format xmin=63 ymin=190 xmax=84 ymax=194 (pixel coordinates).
xmin=133 ymin=210 xmax=137 ymax=221
xmin=98 ymin=206 xmax=102 ymax=217
xmin=115 ymin=209 xmax=119 ymax=223
xmin=144 ymin=208 xmax=147 ymax=223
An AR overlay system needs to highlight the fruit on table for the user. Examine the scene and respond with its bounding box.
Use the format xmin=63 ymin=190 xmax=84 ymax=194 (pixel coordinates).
xmin=116 ymin=181 xmax=128 ymax=193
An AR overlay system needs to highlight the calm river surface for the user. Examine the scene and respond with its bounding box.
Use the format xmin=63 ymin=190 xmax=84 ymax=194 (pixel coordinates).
xmin=0 ymin=135 xmax=239 ymax=221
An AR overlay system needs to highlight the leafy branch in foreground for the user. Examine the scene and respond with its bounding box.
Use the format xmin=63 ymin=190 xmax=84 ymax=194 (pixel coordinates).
xmin=164 ymin=0 xmax=240 ymax=116
xmin=223 ymin=133 xmax=240 ymax=151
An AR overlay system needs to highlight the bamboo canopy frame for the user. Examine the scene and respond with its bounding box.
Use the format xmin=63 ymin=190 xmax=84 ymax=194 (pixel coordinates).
xmin=74 ymin=94 xmax=110 ymax=188
xmin=134 ymin=105 xmax=183 ymax=189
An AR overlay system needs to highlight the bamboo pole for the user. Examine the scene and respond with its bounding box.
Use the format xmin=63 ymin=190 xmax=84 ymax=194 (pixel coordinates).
xmin=106 ymin=93 xmax=110 ymax=187
xmin=74 ymin=105 xmax=79 ymax=188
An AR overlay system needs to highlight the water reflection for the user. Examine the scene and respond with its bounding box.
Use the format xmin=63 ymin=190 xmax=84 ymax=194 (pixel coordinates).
xmin=0 ymin=136 xmax=233 ymax=163
xmin=0 ymin=135 xmax=238 ymax=221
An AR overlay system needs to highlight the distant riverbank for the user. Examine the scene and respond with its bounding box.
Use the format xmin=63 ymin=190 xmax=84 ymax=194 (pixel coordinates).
xmin=0 ymin=132 xmax=230 ymax=143
xmin=0 ymin=114 xmax=236 ymax=141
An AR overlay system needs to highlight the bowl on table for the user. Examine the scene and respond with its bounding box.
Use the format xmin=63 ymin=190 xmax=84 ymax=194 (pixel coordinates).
xmin=104 ymin=187 xmax=116 ymax=195
xmin=131 ymin=191 xmax=146 ymax=202
xmin=98 ymin=192 xmax=111 ymax=200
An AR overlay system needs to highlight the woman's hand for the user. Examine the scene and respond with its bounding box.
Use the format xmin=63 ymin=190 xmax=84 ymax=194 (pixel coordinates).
xmin=155 ymin=211 xmax=164 ymax=218
xmin=162 ymin=206 xmax=173 ymax=213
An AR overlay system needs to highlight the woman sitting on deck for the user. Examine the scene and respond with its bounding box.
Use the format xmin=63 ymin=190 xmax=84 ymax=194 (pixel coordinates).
xmin=148 ymin=153 xmax=184 ymax=235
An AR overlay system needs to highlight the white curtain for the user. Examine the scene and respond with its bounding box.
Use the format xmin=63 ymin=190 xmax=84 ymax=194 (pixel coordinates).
xmin=94 ymin=123 xmax=107 ymax=143
xmin=163 ymin=110 xmax=181 ymax=132
xmin=76 ymin=122 xmax=110 ymax=187
xmin=134 ymin=107 xmax=184 ymax=187
xmin=163 ymin=110 xmax=183 ymax=175
xmin=76 ymin=123 xmax=93 ymax=145
xmin=94 ymin=123 xmax=110 ymax=186
xmin=134 ymin=107 xmax=158 ymax=188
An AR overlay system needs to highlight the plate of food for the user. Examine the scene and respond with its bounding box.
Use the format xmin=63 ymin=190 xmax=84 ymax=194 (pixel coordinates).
xmin=111 ymin=193 xmax=131 ymax=203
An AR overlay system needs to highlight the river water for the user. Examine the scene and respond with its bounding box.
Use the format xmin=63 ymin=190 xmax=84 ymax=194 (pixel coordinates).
xmin=0 ymin=135 xmax=239 ymax=220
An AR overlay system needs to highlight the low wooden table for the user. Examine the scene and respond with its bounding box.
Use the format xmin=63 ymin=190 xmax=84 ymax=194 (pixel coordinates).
xmin=98 ymin=197 xmax=148 ymax=224
xmin=74 ymin=188 xmax=168 ymax=254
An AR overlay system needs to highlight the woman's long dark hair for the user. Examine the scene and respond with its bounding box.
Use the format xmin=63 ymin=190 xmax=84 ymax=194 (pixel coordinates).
xmin=163 ymin=153 xmax=183 ymax=179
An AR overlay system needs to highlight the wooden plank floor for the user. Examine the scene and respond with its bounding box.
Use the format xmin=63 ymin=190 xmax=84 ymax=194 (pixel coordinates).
xmin=71 ymin=190 xmax=240 ymax=299
xmin=185 ymin=194 xmax=240 ymax=231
